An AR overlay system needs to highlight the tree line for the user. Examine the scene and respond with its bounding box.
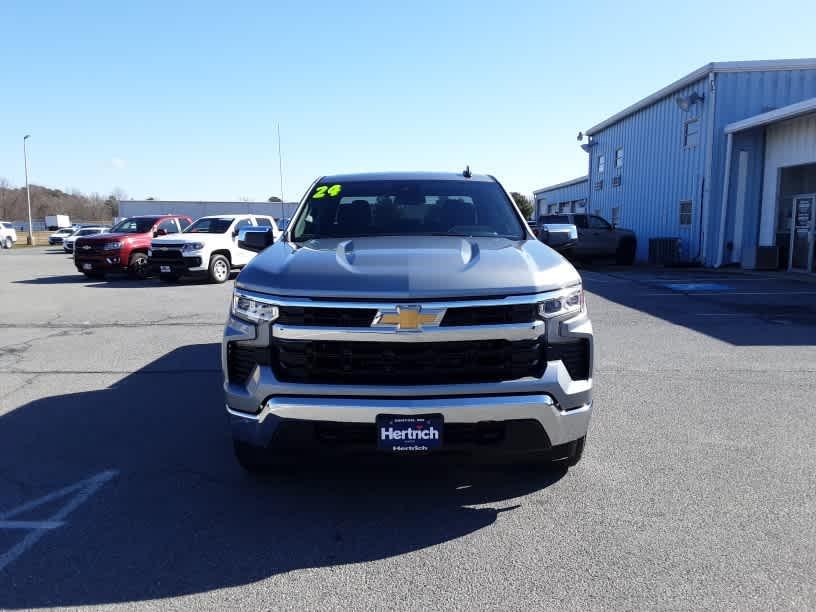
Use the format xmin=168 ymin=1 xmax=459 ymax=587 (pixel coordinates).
xmin=0 ymin=178 xmax=123 ymax=223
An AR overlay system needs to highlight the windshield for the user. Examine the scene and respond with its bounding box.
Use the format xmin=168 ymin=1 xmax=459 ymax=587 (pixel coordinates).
xmin=110 ymin=218 xmax=157 ymax=234
xmin=184 ymin=218 xmax=233 ymax=234
xmin=291 ymin=179 xmax=525 ymax=241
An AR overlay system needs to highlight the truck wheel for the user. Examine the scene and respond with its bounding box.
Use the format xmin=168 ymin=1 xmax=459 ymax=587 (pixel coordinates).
xmin=233 ymin=441 xmax=271 ymax=473
xmin=209 ymin=254 xmax=231 ymax=284
xmin=159 ymin=273 xmax=181 ymax=283
xmin=128 ymin=253 xmax=150 ymax=279
xmin=4 ymin=237 xmax=12 ymax=249
xmin=615 ymin=239 xmax=636 ymax=265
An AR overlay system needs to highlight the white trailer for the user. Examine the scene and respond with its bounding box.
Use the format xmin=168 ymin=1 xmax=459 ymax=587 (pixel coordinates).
xmin=45 ymin=214 xmax=71 ymax=229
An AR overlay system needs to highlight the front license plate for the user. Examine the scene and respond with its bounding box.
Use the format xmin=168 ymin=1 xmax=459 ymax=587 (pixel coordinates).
xmin=376 ymin=414 xmax=443 ymax=452
xmin=160 ymin=265 xmax=171 ymax=273
xmin=82 ymin=263 xmax=92 ymax=270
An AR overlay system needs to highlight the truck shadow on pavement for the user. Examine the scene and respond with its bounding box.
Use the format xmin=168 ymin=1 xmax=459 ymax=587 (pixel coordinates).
xmin=581 ymin=266 xmax=816 ymax=346
xmin=0 ymin=343 xmax=564 ymax=608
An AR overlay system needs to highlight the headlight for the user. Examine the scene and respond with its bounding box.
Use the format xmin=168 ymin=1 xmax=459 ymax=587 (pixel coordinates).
xmin=103 ymin=242 xmax=121 ymax=250
xmin=537 ymin=286 xmax=584 ymax=319
xmin=182 ymin=242 xmax=204 ymax=252
xmin=231 ymin=292 xmax=279 ymax=323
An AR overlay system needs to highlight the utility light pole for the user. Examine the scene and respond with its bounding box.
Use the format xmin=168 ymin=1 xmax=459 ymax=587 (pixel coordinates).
xmin=277 ymin=123 xmax=284 ymax=220
xmin=23 ymin=135 xmax=34 ymax=246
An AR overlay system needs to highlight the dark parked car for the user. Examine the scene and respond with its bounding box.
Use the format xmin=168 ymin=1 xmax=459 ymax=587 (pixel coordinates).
xmin=539 ymin=213 xmax=636 ymax=265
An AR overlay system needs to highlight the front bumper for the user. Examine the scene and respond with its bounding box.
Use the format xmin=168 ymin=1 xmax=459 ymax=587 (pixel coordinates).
xmin=149 ymin=256 xmax=205 ymax=276
xmin=228 ymin=395 xmax=592 ymax=453
xmin=75 ymin=255 xmax=123 ymax=272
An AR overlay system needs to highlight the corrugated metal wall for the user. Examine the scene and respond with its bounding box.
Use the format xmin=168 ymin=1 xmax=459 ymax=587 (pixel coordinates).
xmin=761 ymin=112 xmax=816 ymax=244
xmin=119 ymin=201 xmax=300 ymax=221
xmin=705 ymin=69 xmax=816 ymax=264
xmin=534 ymin=180 xmax=589 ymax=219
xmin=721 ymin=128 xmax=765 ymax=263
xmin=586 ymin=77 xmax=710 ymax=262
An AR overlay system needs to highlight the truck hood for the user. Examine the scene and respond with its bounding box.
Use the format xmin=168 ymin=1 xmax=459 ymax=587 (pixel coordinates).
xmin=78 ymin=232 xmax=137 ymax=242
xmin=151 ymin=233 xmax=223 ymax=245
xmin=236 ymin=236 xmax=580 ymax=300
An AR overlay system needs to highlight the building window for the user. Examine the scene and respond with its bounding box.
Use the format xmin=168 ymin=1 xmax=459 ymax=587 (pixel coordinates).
xmin=611 ymin=207 xmax=620 ymax=225
xmin=679 ymin=200 xmax=693 ymax=226
xmin=574 ymin=199 xmax=587 ymax=212
xmin=684 ymin=119 xmax=700 ymax=148
xmin=615 ymin=148 xmax=624 ymax=168
xmin=597 ymin=155 xmax=605 ymax=174
xmin=612 ymin=175 xmax=622 ymax=187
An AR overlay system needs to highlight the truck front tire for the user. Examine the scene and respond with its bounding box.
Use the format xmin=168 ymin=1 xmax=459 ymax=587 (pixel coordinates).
xmin=128 ymin=252 xmax=150 ymax=279
xmin=233 ymin=440 xmax=272 ymax=473
xmin=615 ymin=239 xmax=636 ymax=265
xmin=551 ymin=435 xmax=586 ymax=467
xmin=209 ymin=254 xmax=230 ymax=284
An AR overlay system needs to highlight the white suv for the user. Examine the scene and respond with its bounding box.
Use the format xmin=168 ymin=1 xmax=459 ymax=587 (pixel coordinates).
xmin=149 ymin=214 xmax=280 ymax=283
xmin=1 ymin=222 xmax=18 ymax=249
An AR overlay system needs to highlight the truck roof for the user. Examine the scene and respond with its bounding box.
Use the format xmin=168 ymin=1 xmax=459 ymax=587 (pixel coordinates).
xmin=319 ymin=171 xmax=495 ymax=183
xmin=196 ymin=214 xmax=273 ymax=220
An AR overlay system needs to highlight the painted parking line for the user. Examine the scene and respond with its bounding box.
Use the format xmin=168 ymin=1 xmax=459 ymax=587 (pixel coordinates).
xmin=0 ymin=469 xmax=117 ymax=571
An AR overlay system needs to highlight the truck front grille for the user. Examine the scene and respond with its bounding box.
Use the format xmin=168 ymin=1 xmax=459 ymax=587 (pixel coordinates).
xmin=150 ymin=248 xmax=185 ymax=262
xmin=74 ymin=241 xmax=104 ymax=255
xmin=277 ymin=307 xmax=378 ymax=327
xmin=271 ymin=338 xmax=546 ymax=385
xmin=274 ymin=303 xmax=537 ymax=328
xmin=227 ymin=343 xmax=270 ymax=385
xmin=548 ymin=339 xmax=590 ymax=381
xmin=441 ymin=303 xmax=537 ymax=326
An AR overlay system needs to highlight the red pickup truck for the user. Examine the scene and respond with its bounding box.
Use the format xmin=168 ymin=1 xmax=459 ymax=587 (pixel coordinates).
xmin=74 ymin=215 xmax=192 ymax=279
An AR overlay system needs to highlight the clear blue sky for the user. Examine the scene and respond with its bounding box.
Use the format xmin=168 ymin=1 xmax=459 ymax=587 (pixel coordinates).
xmin=1 ymin=0 xmax=814 ymax=202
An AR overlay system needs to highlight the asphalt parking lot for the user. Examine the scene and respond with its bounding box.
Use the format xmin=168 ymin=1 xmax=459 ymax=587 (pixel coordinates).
xmin=1 ymin=247 xmax=815 ymax=610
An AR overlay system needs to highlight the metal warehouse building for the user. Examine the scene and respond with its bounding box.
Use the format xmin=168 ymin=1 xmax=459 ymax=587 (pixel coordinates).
xmin=533 ymin=176 xmax=589 ymax=215
xmin=534 ymin=58 xmax=816 ymax=271
xmin=119 ymin=200 xmax=300 ymax=222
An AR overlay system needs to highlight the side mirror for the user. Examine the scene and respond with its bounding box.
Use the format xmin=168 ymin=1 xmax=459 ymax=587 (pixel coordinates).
xmin=539 ymin=223 xmax=578 ymax=250
xmin=238 ymin=227 xmax=276 ymax=252
xmin=155 ymin=228 xmax=168 ymax=237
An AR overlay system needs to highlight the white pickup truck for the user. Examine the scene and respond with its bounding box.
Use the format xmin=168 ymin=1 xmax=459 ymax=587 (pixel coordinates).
xmin=1 ymin=222 xmax=18 ymax=249
xmin=149 ymin=214 xmax=280 ymax=283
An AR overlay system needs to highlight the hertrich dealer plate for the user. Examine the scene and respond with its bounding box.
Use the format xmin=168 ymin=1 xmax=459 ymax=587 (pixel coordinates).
xmin=376 ymin=414 xmax=443 ymax=452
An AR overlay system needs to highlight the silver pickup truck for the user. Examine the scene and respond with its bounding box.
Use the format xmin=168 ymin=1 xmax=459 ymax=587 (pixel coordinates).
xmin=223 ymin=172 xmax=593 ymax=471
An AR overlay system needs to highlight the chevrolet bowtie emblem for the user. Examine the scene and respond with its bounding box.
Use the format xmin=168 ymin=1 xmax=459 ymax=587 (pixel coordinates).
xmin=373 ymin=305 xmax=444 ymax=331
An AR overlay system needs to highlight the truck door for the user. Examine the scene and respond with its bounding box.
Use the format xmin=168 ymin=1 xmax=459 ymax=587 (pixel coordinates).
xmin=572 ymin=214 xmax=594 ymax=256
xmin=588 ymin=215 xmax=617 ymax=255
